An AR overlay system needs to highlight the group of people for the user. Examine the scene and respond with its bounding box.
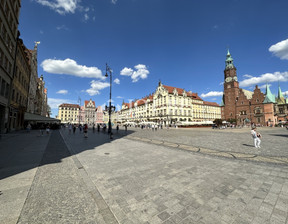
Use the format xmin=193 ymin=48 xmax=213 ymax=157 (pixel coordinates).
xmin=67 ymin=123 xmax=121 ymax=138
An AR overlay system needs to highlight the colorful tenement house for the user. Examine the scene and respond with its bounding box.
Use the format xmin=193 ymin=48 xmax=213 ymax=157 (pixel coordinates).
xmin=84 ymin=99 xmax=96 ymax=125
xmin=221 ymin=50 xmax=288 ymax=126
xmin=119 ymin=82 xmax=221 ymax=125
xmin=58 ymin=103 xmax=80 ymax=124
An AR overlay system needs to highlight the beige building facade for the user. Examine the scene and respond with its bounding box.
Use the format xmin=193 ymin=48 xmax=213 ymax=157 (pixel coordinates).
xmin=120 ymin=82 xmax=221 ymax=125
xmin=58 ymin=103 xmax=80 ymax=124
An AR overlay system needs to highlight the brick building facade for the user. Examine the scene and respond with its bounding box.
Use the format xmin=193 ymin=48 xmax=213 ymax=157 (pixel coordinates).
xmin=221 ymin=50 xmax=288 ymax=126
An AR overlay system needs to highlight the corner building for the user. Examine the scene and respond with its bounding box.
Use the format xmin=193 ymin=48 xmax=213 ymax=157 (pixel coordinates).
xmin=120 ymin=82 xmax=221 ymax=125
xmin=221 ymin=50 xmax=288 ymax=126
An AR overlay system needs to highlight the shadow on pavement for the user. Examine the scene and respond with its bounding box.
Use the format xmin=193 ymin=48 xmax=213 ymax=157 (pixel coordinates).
xmin=0 ymin=127 xmax=134 ymax=181
xmin=242 ymin=143 xmax=254 ymax=147
xmin=269 ymin=134 xmax=288 ymax=138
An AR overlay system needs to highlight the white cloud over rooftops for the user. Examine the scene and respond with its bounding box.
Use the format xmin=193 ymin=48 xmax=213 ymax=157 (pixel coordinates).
xmin=239 ymin=71 xmax=288 ymax=87
xmin=269 ymin=38 xmax=288 ymax=60
xmin=120 ymin=64 xmax=149 ymax=82
xmin=86 ymin=80 xmax=110 ymax=96
xmin=41 ymin=58 xmax=105 ymax=79
xmin=200 ymin=91 xmax=223 ymax=98
xmin=48 ymin=98 xmax=75 ymax=109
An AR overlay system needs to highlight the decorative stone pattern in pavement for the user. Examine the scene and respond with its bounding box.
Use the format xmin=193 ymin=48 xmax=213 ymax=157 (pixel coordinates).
xmin=61 ymin=128 xmax=288 ymax=224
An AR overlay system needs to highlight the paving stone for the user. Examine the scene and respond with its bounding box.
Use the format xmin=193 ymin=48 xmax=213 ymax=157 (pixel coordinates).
xmin=2 ymin=127 xmax=288 ymax=223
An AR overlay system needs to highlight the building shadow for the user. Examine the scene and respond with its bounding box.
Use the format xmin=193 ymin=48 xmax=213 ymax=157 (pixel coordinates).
xmin=0 ymin=128 xmax=135 ymax=180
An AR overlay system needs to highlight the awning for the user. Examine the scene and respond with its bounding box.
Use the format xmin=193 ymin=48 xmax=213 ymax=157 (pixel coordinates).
xmin=24 ymin=112 xmax=60 ymax=123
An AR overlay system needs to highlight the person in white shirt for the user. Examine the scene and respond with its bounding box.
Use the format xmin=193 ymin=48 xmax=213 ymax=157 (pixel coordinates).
xmin=251 ymin=127 xmax=261 ymax=148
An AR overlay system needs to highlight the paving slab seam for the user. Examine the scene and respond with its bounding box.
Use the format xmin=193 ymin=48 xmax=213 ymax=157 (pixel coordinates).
xmin=59 ymin=131 xmax=119 ymax=224
xmin=124 ymin=136 xmax=288 ymax=166
xmin=15 ymin=132 xmax=52 ymax=224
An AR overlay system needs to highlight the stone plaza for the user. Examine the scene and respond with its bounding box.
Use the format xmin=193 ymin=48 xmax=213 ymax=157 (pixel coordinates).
xmin=0 ymin=126 xmax=288 ymax=224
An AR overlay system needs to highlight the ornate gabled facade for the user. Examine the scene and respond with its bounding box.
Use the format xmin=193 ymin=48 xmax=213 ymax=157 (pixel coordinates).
xmin=221 ymin=50 xmax=288 ymax=126
xmin=27 ymin=43 xmax=39 ymax=114
xmin=83 ymin=99 xmax=96 ymax=125
xmin=120 ymin=82 xmax=221 ymax=125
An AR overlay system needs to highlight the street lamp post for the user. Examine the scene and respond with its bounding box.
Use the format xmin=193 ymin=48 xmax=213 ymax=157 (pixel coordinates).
xmin=105 ymin=63 xmax=113 ymax=138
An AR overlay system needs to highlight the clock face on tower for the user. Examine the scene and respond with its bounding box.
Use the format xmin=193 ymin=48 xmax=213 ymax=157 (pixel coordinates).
xmin=233 ymin=76 xmax=238 ymax=81
xmin=225 ymin=77 xmax=232 ymax=82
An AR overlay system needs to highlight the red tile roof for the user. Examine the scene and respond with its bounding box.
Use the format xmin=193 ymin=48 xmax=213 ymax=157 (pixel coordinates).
xmin=59 ymin=103 xmax=80 ymax=108
xmin=84 ymin=100 xmax=95 ymax=107
xmin=203 ymin=101 xmax=220 ymax=107
xmin=162 ymin=85 xmax=203 ymax=100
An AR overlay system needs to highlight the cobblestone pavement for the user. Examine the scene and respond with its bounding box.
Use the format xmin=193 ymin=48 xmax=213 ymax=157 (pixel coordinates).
xmin=1 ymin=127 xmax=288 ymax=224
xmin=61 ymin=128 xmax=288 ymax=224
xmin=125 ymin=126 xmax=288 ymax=157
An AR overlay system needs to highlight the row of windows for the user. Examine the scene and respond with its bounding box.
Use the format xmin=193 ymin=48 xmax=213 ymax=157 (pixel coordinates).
xmin=0 ymin=0 xmax=20 ymax=36
xmin=60 ymin=107 xmax=79 ymax=110
xmin=11 ymin=88 xmax=26 ymax=106
xmin=0 ymin=48 xmax=13 ymax=75
xmin=0 ymin=77 xmax=9 ymax=98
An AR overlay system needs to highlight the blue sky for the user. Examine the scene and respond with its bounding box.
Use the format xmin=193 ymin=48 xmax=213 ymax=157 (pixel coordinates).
xmin=19 ymin=0 xmax=288 ymax=117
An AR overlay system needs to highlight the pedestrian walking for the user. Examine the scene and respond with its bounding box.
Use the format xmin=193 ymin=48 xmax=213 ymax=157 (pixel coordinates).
xmin=251 ymin=127 xmax=261 ymax=148
xmin=46 ymin=125 xmax=50 ymax=134
xmin=27 ymin=123 xmax=31 ymax=132
xmin=68 ymin=123 xmax=72 ymax=134
xmin=83 ymin=124 xmax=88 ymax=138
xmin=40 ymin=124 xmax=44 ymax=136
xmin=116 ymin=125 xmax=119 ymax=132
xmin=73 ymin=124 xmax=76 ymax=134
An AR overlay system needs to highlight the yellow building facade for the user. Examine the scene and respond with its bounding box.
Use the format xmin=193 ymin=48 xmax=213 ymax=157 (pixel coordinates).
xmin=58 ymin=103 xmax=80 ymax=124
xmin=119 ymin=82 xmax=221 ymax=125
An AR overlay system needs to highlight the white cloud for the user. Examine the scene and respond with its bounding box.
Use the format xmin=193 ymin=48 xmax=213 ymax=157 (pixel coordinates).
xmin=120 ymin=67 xmax=133 ymax=76
xmin=41 ymin=58 xmax=105 ymax=79
xmin=56 ymin=25 xmax=68 ymax=30
xmin=57 ymin=89 xmax=68 ymax=94
xmin=35 ymin=0 xmax=80 ymax=15
xmin=114 ymin=78 xmax=120 ymax=84
xmin=84 ymin=13 xmax=89 ymax=21
xmin=86 ymin=80 xmax=110 ymax=96
xmin=258 ymin=84 xmax=271 ymax=90
xmin=200 ymin=91 xmax=223 ymax=98
xmin=239 ymin=71 xmax=288 ymax=87
xmin=116 ymin=96 xmax=123 ymax=99
xmin=120 ymin=64 xmax=149 ymax=82
xmin=243 ymin=74 xmax=253 ymax=78
xmin=48 ymin=98 xmax=75 ymax=109
xmin=111 ymin=0 xmax=118 ymax=4
xmin=269 ymin=38 xmax=288 ymax=60
xmin=283 ymin=91 xmax=288 ymax=96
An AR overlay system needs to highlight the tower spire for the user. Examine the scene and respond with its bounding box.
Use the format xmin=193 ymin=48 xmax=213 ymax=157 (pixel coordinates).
xmin=277 ymin=83 xmax=285 ymax=104
xmin=263 ymin=84 xmax=275 ymax=104
xmin=225 ymin=49 xmax=235 ymax=69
